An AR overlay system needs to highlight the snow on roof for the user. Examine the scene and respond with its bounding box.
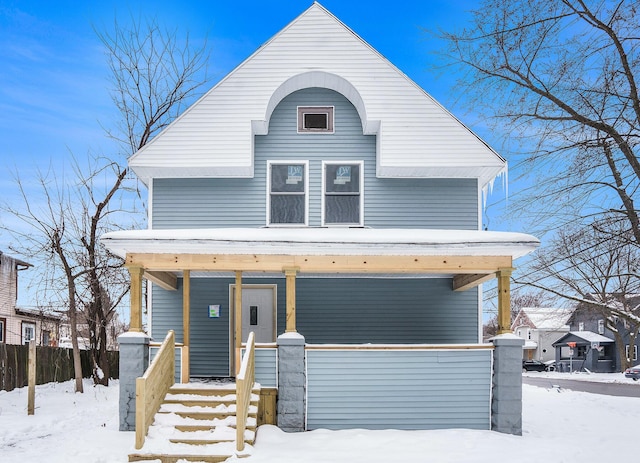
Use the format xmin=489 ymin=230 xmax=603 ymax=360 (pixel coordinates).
xmin=554 ymin=331 xmax=615 ymax=345
xmin=520 ymin=307 xmax=573 ymax=330
xmin=101 ymin=227 xmax=539 ymax=259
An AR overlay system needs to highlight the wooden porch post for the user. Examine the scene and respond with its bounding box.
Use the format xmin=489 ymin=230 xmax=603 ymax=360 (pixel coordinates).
xmin=497 ymin=267 xmax=514 ymax=334
xmin=128 ymin=265 xmax=144 ymax=332
xmin=285 ymin=268 xmax=298 ymax=333
xmin=235 ymin=271 xmax=242 ymax=376
xmin=182 ymin=270 xmax=190 ymax=383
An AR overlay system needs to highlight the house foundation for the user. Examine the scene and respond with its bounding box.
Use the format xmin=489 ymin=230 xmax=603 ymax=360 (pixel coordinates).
xmin=491 ymin=334 xmax=525 ymax=435
xmin=277 ymin=332 xmax=306 ymax=432
xmin=118 ymin=332 xmax=150 ymax=431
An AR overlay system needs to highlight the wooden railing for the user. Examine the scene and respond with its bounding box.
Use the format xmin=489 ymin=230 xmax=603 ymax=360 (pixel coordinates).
xmin=236 ymin=332 xmax=255 ymax=452
xmin=135 ymin=330 xmax=176 ymax=449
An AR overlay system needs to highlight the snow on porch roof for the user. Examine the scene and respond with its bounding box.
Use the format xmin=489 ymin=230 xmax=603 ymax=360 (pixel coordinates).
xmin=101 ymin=227 xmax=539 ymax=259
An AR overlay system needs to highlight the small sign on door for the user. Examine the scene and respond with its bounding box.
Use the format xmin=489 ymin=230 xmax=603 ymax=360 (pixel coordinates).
xmin=208 ymin=305 xmax=220 ymax=318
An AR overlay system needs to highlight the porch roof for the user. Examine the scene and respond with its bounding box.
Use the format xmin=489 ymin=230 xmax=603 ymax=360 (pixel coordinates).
xmin=102 ymin=227 xmax=539 ymax=259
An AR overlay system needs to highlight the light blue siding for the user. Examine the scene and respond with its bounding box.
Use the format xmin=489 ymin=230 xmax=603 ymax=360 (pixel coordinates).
xmin=152 ymin=279 xmax=232 ymax=377
xmin=306 ymin=348 xmax=492 ymax=430
xmin=242 ymin=347 xmax=278 ymax=388
xmin=296 ymin=278 xmax=479 ymax=344
xmin=152 ymin=276 xmax=479 ymax=376
xmin=149 ymin=345 xmax=182 ymax=383
xmin=152 ymin=87 xmax=478 ymax=230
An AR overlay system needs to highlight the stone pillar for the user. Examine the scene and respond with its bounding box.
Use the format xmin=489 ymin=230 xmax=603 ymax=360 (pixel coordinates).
xmin=491 ymin=334 xmax=525 ymax=435
xmin=118 ymin=332 xmax=150 ymax=431
xmin=277 ymin=332 xmax=306 ymax=432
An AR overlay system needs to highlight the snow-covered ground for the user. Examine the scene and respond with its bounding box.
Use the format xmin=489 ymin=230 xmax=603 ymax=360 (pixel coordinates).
xmin=0 ymin=375 xmax=638 ymax=463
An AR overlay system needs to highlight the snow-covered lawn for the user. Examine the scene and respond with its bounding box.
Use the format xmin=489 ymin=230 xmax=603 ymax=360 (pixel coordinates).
xmin=0 ymin=375 xmax=638 ymax=463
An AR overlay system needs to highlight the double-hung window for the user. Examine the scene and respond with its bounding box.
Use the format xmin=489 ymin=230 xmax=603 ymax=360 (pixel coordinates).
xmin=322 ymin=161 xmax=364 ymax=226
xmin=22 ymin=322 xmax=35 ymax=345
xmin=267 ymin=161 xmax=308 ymax=226
xmin=0 ymin=318 xmax=5 ymax=343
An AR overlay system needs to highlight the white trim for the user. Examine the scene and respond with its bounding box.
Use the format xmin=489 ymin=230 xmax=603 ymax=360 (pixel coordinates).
xmin=147 ymin=279 xmax=153 ymax=338
xmin=477 ymin=285 xmax=483 ymax=343
xmin=266 ymin=160 xmax=310 ymax=227
xmin=147 ymin=178 xmax=154 ymax=230
xmin=321 ymin=160 xmax=365 ymax=227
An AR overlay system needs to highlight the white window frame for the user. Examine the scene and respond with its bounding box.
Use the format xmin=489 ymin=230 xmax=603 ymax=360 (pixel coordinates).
xmin=297 ymin=106 xmax=334 ymax=134
xmin=321 ymin=160 xmax=364 ymax=227
xmin=626 ymin=344 xmax=638 ymax=361
xmin=0 ymin=318 xmax=5 ymax=343
xmin=597 ymin=319 xmax=605 ymax=335
xmin=22 ymin=322 xmax=35 ymax=345
xmin=266 ymin=160 xmax=309 ymax=227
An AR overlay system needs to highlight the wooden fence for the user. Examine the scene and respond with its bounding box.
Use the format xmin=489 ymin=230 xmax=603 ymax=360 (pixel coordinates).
xmin=0 ymin=344 xmax=119 ymax=392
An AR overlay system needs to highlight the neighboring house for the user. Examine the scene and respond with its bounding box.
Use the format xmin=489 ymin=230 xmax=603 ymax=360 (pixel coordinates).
xmin=103 ymin=4 xmax=539 ymax=435
xmin=512 ymin=307 xmax=571 ymax=362
xmin=554 ymin=296 xmax=640 ymax=372
xmin=0 ymin=251 xmax=61 ymax=346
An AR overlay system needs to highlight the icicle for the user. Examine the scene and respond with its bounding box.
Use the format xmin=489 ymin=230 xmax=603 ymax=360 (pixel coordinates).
xmin=481 ymin=164 xmax=508 ymax=214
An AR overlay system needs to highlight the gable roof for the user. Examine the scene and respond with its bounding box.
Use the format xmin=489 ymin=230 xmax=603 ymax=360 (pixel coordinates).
xmin=512 ymin=307 xmax=572 ymax=331
xmin=552 ymin=331 xmax=614 ymax=347
xmin=129 ymin=3 xmax=506 ymax=187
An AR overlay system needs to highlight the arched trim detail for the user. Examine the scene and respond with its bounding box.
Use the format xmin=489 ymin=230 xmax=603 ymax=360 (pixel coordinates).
xmin=252 ymin=71 xmax=379 ymax=135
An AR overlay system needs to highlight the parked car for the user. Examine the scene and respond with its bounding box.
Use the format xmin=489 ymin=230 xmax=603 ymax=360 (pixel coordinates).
xmin=522 ymin=360 xmax=547 ymax=372
xmin=624 ymin=364 xmax=640 ymax=380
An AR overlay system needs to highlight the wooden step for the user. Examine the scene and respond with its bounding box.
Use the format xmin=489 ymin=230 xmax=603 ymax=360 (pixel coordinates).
xmin=129 ymin=453 xmax=248 ymax=463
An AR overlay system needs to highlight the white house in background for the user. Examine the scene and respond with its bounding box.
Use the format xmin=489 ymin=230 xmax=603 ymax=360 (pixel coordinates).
xmin=512 ymin=307 xmax=572 ymax=362
xmin=0 ymin=251 xmax=61 ymax=346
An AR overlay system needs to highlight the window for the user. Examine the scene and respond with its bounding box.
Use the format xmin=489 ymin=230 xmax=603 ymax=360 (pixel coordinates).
xmin=297 ymin=106 xmax=334 ymax=133
xmin=267 ymin=161 xmax=308 ymax=226
xmin=626 ymin=344 xmax=638 ymax=361
xmin=578 ymin=322 xmax=584 ymax=331
xmin=0 ymin=318 xmax=5 ymax=343
xmin=42 ymin=330 xmax=51 ymax=346
xmin=597 ymin=319 xmax=605 ymax=334
xmin=22 ymin=322 xmax=35 ymax=345
xmin=322 ymin=161 xmax=364 ymax=226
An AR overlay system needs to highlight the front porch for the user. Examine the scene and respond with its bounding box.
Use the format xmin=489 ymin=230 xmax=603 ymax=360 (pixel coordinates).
xmin=105 ymin=228 xmax=538 ymax=441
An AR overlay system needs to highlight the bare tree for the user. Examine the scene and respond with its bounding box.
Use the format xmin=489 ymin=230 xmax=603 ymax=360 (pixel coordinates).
xmin=438 ymin=1 xmax=640 ymax=356
xmin=1 ymin=17 xmax=210 ymax=390
xmin=515 ymin=217 xmax=640 ymax=370
xmin=438 ymin=0 xmax=640 ymax=241
xmin=483 ymin=289 xmax=554 ymax=338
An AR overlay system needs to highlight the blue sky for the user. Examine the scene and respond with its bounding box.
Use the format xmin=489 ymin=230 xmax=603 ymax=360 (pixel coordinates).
xmin=1 ymin=0 xmax=514 ymax=303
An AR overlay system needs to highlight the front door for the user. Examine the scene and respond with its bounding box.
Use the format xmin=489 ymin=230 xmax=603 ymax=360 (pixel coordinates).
xmin=230 ymin=285 xmax=276 ymax=375
xmin=240 ymin=287 xmax=276 ymax=343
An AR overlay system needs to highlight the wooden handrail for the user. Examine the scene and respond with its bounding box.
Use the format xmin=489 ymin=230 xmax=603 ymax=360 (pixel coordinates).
xmin=236 ymin=332 xmax=255 ymax=452
xmin=135 ymin=330 xmax=175 ymax=449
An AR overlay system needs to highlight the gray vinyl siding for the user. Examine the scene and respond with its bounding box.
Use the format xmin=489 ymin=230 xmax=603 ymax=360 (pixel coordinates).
xmin=306 ymin=348 xmax=492 ymax=430
xmin=152 ymin=87 xmax=478 ymax=230
xmin=296 ymin=278 xmax=479 ymax=344
xmin=152 ymin=278 xmax=232 ymax=377
xmin=152 ymin=276 xmax=478 ymax=376
xmin=242 ymin=347 xmax=278 ymax=388
xmin=149 ymin=346 xmax=182 ymax=383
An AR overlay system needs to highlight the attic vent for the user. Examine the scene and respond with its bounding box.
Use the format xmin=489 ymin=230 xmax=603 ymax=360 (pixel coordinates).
xmin=298 ymin=106 xmax=334 ymax=133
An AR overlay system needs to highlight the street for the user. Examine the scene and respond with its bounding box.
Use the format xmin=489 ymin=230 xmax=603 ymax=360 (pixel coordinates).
xmin=523 ymin=376 xmax=640 ymax=397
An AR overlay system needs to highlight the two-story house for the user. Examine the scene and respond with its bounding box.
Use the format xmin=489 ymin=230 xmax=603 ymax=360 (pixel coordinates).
xmin=0 ymin=251 xmax=61 ymax=346
xmin=103 ymin=3 xmax=539 ymax=437
xmin=553 ymin=296 xmax=639 ymax=373
xmin=512 ymin=307 xmax=571 ymax=363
